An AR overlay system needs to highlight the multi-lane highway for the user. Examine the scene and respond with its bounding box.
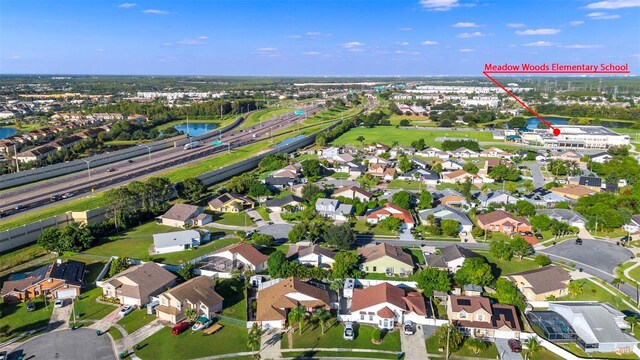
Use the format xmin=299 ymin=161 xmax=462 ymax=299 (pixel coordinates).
xmin=0 ymin=105 xmax=323 ymax=219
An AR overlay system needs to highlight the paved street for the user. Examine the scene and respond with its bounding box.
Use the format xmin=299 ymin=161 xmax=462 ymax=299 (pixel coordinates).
xmin=525 ymin=162 xmax=546 ymax=189
xmin=7 ymin=328 xmax=114 ymax=360
xmin=256 ymin=223 xmax=293 ymax=241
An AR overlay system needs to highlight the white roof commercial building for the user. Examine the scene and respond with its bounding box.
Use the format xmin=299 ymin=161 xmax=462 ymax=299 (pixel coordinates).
xmin=522 ymin=125 xmax=630 ymax=149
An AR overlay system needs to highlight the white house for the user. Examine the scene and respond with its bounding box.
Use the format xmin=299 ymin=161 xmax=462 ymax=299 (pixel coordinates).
xmin=623 ymin=215 xmax=640 ymax=234
xmin=315 ymin=198 xmax=353 ymax=221
xmin=152 ymin=230 xmax=201 ymax=254
xmin=286 ymin=245 xmax=336 ymax=268
xmin=210 ymin=243 xmax=268 ymax=272
xmin=423 ymin=244 xmax=481 ymax=273
xmin=341 ymin=282 xmax=430 ymax=329
xmin=332 ymin=185 xmax=372 ymax=202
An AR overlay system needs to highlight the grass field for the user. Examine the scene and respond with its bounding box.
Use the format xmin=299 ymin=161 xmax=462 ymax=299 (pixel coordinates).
xmin=561 ymin=279 xmax=634 ymax=311
xmin=330 ymin=126 xmax=494 ymax=147
xmin=282 ymin=351 xmax=397 ymax=359
xmin=212 ymin=212 xmax=255 ymax=227
xmin=387 ymin=179 xmax=422 ymax=191
xmin=240 ymin=107 xmax=294 ymax=129
xmin=0 ymin=245 xmax=51 ymax=275
xmin=352 ymin=220 xmax=398 ymax=236
xmin=255 ymin=206 xmax=270 ymax=221
xmin=117 ymin=309 xmax=156 ymax=334
xmin=0 ymin=297 xmax=53 ymax=342
xmin=282 ymin=320 xmax=401 ymax=352
xmin=108 ymin=326 xmax=124 ymax=340
xmin=134 ymin=323 xmax=249 ymax=360
xmin=216 ymin=278 xmax=247 ymax=321
xmin=426 ymin=336 xmax=498 ymax=359
xmin=73 ymin=287 xmax=117 ymax=321
xmin=475 ymin=250 xmax=539 ymax=276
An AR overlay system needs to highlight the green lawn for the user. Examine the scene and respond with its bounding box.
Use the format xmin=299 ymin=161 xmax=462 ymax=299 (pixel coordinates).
xmin=212 ymin=212 xmax=255 ymax=227
xmin=330 ymin=126 xmax=494 ymax=147
xmin=475 ymin=250 xmax=539 ymax=276
xmin=283 ymin=320 xmax=401 ymax=352
xmin=592 ymin=228 xmax=628 ymax=238
xmin=241 ymin=107 xmax=294 ymax=129
xmin=282 ymin=351 xmax=397 ymax=359
xmin=0 ymin=245 xmax=50 ymax=275
xmin=117 ymin=309 xmax=156 ymax=334
xmin=73 ymin=287 xmax=117 ymax=320
xmin=387 ymin=179 xmax=423 ymax=191
xmin=406 ymin=247 xmax=425 ymax=265
xmin=628 ymin=265 xmax=640 ymax=284
xmin=561 ymin=279 xmax=635 ymax=312
xmin=425 ymin=336 xmax=499 ymax=358
xmin=255 ymin=207 xmax=270 ymax=222
xmin=330 ymin=172 xmax=350 ymax=179
xmin=134 ymin=323 xmax=249 ymax=360
xmin=215 ymin=278 xmax=247 ymax=321
xmin=352 ymin=221 xmax=397 ymax=236
xmin=108 ymin=326 xmax=124 ymax=340
xmin=562 ymin=342 xmax=639 ymax=359
xmin=0 ymin=297 xmax=53 ymax=341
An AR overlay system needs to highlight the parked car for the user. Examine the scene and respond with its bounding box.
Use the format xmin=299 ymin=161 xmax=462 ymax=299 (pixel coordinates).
xmin=26 ymin=301 xmax=36 ymax=312
xmin=172 ymin=321 xmax=191 ymax=335
xmin=534 ymin=233 xmax=543 ymax=240
xmin=343 ymin=322 xmax=354 ymax=340
xmin=0 ymin=350 xmax=6 ymax=360
xmin=621 ymin=236 xmax=631 ymax=242
xmin=54 ymin=299 xmax=64 ymax=308
xmin=118 ymin=305 xmax=134 ymax=317
xmin=459 ymin=231 xmax=467 ymax=236
xmin=519 ymin=231 xmax=527 ymax=236
xmin=192 ymin=319 xmax=213 ymax=331
xmin=525 ymin=231 xmax=533 ymax=236
xmin=508 ymin=339 xmax=522 ymax=353
xmin=575 ymin=238 xmax=583 ymax=245
xmin=403 ymin=320 xmax=414 ymax=335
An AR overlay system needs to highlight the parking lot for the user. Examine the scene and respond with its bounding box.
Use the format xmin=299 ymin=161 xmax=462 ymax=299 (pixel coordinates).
xmin=540 ymin=239 xmax=633 ymax=275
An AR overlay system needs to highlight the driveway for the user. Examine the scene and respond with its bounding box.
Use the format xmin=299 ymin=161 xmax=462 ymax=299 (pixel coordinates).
xmin=47 ymin=299 xmax=73 ymax=332
xmin=268 ymin=211 xmax=287 ymax=224
xmin=247 ymin=209 xmax=268 ymax=227
xmin=7 ymin=328 xmax=114 ymax=360
xmin=88 ymin=306 xmax=123 ymax=332
xmin=400 ymin=327 xmax=428 ymax=360
xmin=256 ymin=223 xmax=293 ymax=242
xmin=495 ymin=338 xmax=523 ymax=360
xmin=539 ymin=238 xmax=633 ymax=276
xmin=526 ymin=162 xmax=545 ymax=189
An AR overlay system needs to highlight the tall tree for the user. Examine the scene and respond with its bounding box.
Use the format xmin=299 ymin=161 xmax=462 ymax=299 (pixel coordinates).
xmin=332 ymin=251 xmax=360 ymax=279
xmin=179 ymin=178 xmax=208 ymax=203
xmin=311 ymin=308 xmax=331 ymax=335
xmin=436 ymin=324 xmax=464 ymax=356
xmin=391 ymin=191 xmax=412 ymax=210
xmin=495 ymin=278 xmax=526 ymax=310
xmin=398 ymin=155 xmax=413 ymax=173
xmin=267 ymin=251 xmax=287 ymax=278
xmin=454 ymin=257 xmax=495 ymax=286
xmin=324 ymin=223 xmax=355 ymax=250
xmin=247 ymin=323 xmax=263 ymax=351
xmin=418 ymin=191 xmax=433 ymax=210
xmin=288 ymin=306 xmax=307 ymax=334
xmin=490 ymin=240 xmax=513 ymax=261
xmin=511 ymin=236 xmax=533 ymax=259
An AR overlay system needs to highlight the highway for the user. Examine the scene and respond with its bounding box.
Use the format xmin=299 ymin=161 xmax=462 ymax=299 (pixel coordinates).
xmin=0 ymin=105 xmax=323 ymax=219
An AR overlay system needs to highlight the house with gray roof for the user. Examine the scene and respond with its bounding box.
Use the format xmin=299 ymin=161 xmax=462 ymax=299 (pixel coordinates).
xmin=506 ymin=266 xmax=570 ymax=301
xmin=315 ymin=198 xmax=353 ymax=221
xmin=424 ymin=244 xmax=480 ymax=272
xmin=536 ymin=209 xmax=588 ymax=228
xmin=418 ymin=205 xmax=474 ymax=232
xmin=523 ymin=187 xmax=568 ymax=208
xmin=152 ymin=230 xmax=201 ymax=254
xmin=477 ymin=190 xmax=520 ymax=208
xmin=265 ymin=194 xmax=305 ymax=213
xmin=100 ymin=262 xmax=177 ymax=307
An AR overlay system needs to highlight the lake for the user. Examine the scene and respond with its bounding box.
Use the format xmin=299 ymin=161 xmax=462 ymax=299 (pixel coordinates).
xmin=0 ymin=127 xmax=17 ymax=139
xmin=526 ymin=117 xmax=632 ymax=130
xmin=173 ymin=122 xmax=217 ymax=136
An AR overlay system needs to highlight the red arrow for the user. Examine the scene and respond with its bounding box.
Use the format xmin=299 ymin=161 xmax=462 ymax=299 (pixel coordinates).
xmin=483 ymin=71 xmax=560 ymax=136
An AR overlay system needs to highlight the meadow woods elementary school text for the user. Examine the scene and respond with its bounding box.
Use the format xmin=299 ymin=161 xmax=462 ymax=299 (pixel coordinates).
xmin=484 ymin=63 xmax=630 ymax=73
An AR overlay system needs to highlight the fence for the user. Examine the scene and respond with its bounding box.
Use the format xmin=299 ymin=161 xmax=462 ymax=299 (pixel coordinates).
xmin=213 ymin=314 xmax=247 ymax=328
xmin=0 ymin=116 xmax=244 ymax=190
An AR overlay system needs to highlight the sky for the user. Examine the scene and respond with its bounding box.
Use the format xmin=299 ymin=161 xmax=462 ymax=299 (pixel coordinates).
xmin=1 ymin=0 xmax=639 ymax=76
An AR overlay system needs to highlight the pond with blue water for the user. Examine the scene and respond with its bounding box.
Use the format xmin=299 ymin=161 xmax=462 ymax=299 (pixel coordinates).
xmin=0 ymin=127 xmax=17 ymax=139
xmin=173 ymin=122 xmax=217 ymax=136
xmin=525 ymin=117 xmax=632 ymax=130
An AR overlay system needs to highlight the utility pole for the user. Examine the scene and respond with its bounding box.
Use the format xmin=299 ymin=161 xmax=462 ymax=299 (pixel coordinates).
xmin=13 ymin=144 xmax=19 ymax=172
xmin=445 ymin=325 xmax=451 ymax=360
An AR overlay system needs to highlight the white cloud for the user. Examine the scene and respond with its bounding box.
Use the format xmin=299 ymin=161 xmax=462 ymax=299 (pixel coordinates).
xmin=515 ymin=28 xmax=560 ymax=35
xmin=5 ymin=55 xmax=21 ymax=60
xmin=524 ymin=41 xmax=553 ymax=46
xmin=419 ymin=0 xmax=460 ymax=11
xmin=453 ymin=22 xmax=480 ymax=27
xmin=347 ymin=48 xmax=365 ymax=52
xmin=457 ymin=31 xmax=484 ymax=38
xmin=560 ymin=44 xmax=603 ymax=49
xmin=585 ymin=0 xmax=640 ymax=9
xmin=397 ymin=41 xmax=409 ymax=46
xmin=586 ymin=11 xmax=621 ymax=19
xmin=340 ymin=41 xmax=364 ymax=48
xmin=95 ymin=48 xmax=105 ymax=52
xmin=178 ymin=36 xmax=208 ymax=45
xmin=506 ymin=23 xmax=525 ymax=28
xmin=285 ymin=35 xmax=302 ymax=39
xmin=459 ymin=48 xmax=475 ymax=52
xmin=118 ymin=3 xmax=136 ymax=8
xmin=142 ymin=9 xmax=169 ymax=15
xmin=257 ymin=47 xmax=277 ymax=52
xmin=305 ymin=32 xmax=321 ymax=36
xmin=570 ymin=20 xmax=585 ymax=25
xmin=398 ymin=27 xmax=413 ymax=31
xmin=421 ymin=40 xmax=439 ymax=45
xmin=302 ymin=51 xmax=321 ymax=55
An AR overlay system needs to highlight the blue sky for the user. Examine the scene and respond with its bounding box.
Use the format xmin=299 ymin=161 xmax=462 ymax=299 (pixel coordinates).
xmin=1 ymin=0 xmax=639 ymax=75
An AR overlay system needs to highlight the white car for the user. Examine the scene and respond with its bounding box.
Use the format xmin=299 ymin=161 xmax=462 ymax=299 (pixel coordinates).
xmin=192 ymin=319 xmax=213 ymax=331
xmin=403 ymin=320 xmax=414 ymax=335
xmin=343 ymin=322 xmax=354 ymax=340
xmin=118 ymin=305 xmax=134 ymax=317
xmin=54 ymin=299 xmax=64 ymax=308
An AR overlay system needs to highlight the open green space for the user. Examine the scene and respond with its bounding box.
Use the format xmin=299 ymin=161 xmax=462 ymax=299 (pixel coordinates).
xmin=108 ymin=326 xmax=124 ymax=340
xmin=330 ymin=126 xmax=494 ymax=147
xmin=0 ymin=245 xmax=52 ymax=276
xmin=281 ymin=351 xmax=397 ymax=359
xmin=475 ymin=250 xmax=539 ymax=276
xmin=406 ymin=247 xmax=425 ymax=265
xmin=212 ymin=211 xmax=255 ymax=227
xmin=561 ymin=279 xmax=636 ymax=312
xmin=425 ymin=336 xmax=498 ymax=359
xmin=352 ymin=221 xmax=398 ymax=236
xmin=134 ymin=323 xmax=249 ymax=360
xmin=281 ymin=320 xmax=401 ymax=352
xmin=215 ymin=278 xmax=247 ymax=321
xmin=387 ymin=179 xmax=423 ymax=191
xmin=628 ymin=265 xmax=640 ymax=284
xmin=562 ymin=342 xmax=639 ymax=359
xmin=84 ymin=220 xmax=237 ymax=264
xmin=0 ymin=297 xmax=53 ymax=342
xmin=117 ymin=309 xmax=156 ymax=334
xmin=255 ymin=206 xmax=270 ymax=221
xmin=73 ymin=287 xmax=117 ymax=320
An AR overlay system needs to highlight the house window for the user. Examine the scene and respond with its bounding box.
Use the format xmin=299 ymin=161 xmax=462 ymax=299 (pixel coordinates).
xmin=459 ymin=312 xmax=467 ymax=319
xmin=372 ymin=267 xmax=377 ymax=272
xmin=369 ymin=315 xmax=374 ymax=321
xmin=360 ymin=314 xmax=365 ymax=321
xmin=383 ymin=319 xmax=389 ymax=328
xmin=476 ymin=314 xmax=484 ymax=321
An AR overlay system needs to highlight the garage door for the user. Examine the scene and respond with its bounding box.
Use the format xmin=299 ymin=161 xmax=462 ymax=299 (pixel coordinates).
xmin=494 ymin=330 xmax=517 ymax=339
xmin=123 ymin=297 xmax=139 ymax=306
xmin=56 ymin=289 xmax=77 ymax=299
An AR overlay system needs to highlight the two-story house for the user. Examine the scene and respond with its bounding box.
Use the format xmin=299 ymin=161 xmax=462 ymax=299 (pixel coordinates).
xmin=358 ymin=243 xmax=414 ymax=276
xmin=155 ymin=276 xmax=223 ymax=324
xmin=447 ymin=295 xmax=522 ymax=339
xmin=100 ymin=262 xmax=177 ymax=306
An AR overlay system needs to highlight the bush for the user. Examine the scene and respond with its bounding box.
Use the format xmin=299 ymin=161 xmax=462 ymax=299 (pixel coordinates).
xmin=372 ymin=328 xmax=382 ymax=342
xmin=535 ymin=254 xmax=552 ymax=267
xmin=98 ymin=295 xmax=121 ymax=304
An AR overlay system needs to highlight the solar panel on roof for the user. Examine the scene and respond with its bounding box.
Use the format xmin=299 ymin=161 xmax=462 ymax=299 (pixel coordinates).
xmin=457 ymin=299 xmax=471 ymax=306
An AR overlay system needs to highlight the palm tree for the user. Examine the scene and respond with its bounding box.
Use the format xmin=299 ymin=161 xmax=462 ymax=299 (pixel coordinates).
xmin=311 ymin=308 xmax=332 ymax=335
xmin=612 ymin=277 xmax=624 ymax=290
xmin=523 ymin=337 xmax=541 ymax=360
xmin=184 ymin=308 xmax=198 ymax=322
xmin=247 ymin=322 xmax=263 ymax=352
xmin=288 ymin=306 xmax=307 ymax=334
xmin=356 ymin=136 xmax=365 ymax=150
xmin=465 ymin=338 xmax=487 ymax=355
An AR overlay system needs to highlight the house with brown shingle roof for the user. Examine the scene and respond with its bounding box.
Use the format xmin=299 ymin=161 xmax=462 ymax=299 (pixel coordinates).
xmin=155 ymin=276 xmax=223 ymax=324
xmin=440 ymin=169 xmax=483 ymax=184
xmin=447 ymin=295 xmax=522 ymax=339
xmin=157 ymin=203 xmax=211 ymax=228
xmin=332 ymin=185 xmax=372 ymax=202
xmin=210 ymin=243 xmax=268 ymax=272
xmin=341 ymin=282 xmax=430 ymax=329
xmin=255 ymin=277 xmax=334 ymax=330
xmin=286 ymin=245 xmax=336 ymax=268
xmin=550 ymin=184 xmax=598 ymax=200
xmin=100 ymin=262 xmax=176 ymax=307
xmin=476 ymin=210 xmax=531 ymax=235
xmin=358 ymin=243 xmax=414 ymax=276
xmin=506 ymin=266 xmax=571 ymax=301
xmin=1 ymin=259 xmax=85 ymax=303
